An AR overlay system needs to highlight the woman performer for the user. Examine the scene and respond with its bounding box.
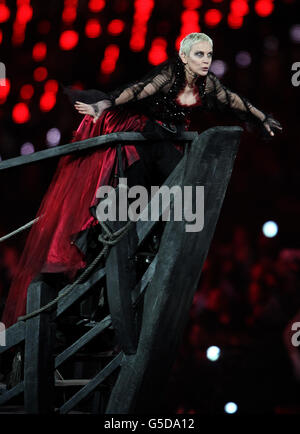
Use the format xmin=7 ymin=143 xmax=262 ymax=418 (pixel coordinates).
xmin=1 ymin=32 xmax=282 ymax=327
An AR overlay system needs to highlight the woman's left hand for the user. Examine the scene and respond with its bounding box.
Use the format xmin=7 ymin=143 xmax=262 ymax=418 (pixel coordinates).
xmin=263 ymin=116 xmax=283 ymax=137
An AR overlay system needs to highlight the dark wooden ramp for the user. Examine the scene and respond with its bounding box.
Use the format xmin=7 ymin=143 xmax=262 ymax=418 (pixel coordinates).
xmin=0 ymin=127 xmax=241 ymax=414
xmin=105 ymin=126 xmax=242 ymax=414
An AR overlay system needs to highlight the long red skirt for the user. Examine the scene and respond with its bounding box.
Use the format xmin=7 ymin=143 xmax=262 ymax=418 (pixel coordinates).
xmin=1 ymin=109 xmax=148 ymax=327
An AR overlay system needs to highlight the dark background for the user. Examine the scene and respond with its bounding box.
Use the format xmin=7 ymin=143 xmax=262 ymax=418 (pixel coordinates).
xmin=0 ymin=0 xmax=300 ymax=414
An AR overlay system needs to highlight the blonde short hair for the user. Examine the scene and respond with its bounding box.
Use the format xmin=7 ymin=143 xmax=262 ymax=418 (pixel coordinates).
xmin=179 ymin=32 xmax=213 ymax=56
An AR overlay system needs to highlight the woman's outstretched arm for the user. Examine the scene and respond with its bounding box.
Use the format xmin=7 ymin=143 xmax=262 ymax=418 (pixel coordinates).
xmin=74 ymin=62 xmax=174 ymax=123
xmin=206 ymin=72 xmax=283 ymax=137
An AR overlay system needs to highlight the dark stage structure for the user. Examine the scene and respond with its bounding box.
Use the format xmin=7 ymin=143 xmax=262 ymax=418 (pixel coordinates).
xmin=0 ymin=126 xmax=241 ymax=413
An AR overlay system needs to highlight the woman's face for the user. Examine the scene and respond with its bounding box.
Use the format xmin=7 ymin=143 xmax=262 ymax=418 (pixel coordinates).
xmin=180 ymin=41 xmax=213 ymax=77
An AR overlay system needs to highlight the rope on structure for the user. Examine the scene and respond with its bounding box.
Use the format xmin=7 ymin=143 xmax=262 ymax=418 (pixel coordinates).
xmin=0 ymin=217 xmax=41 ymax=243
xmin=17 ymin=219 xmax=134 ymax=322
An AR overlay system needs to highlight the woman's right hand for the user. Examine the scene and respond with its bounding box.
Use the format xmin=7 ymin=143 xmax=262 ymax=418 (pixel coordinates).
xmin=74 ymin=99 xmax=112 ymax=123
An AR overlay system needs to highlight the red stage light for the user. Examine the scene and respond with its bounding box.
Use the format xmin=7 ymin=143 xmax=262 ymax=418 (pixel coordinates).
xmin=204 ymin=9 xmax=223 ymax=27
xmin=44 ymin=79 xmax=59 ymax=94
xmin=85 ymin=19 xmax=102 ymax=38
xmin=16 ymin=4 xmax=33 ymax=24
xmin=254 ymin=0 xmax=274 ymax=17
xmin=0 ymin=4 xmax=10 ymax=23
xmin=130 ymin=0 xmax=154 ymax=52
xmin=181 ymin=10 xmax=199 ymax=24
xmin=180 ymin=10 xmax=200 ymax=34
xmin=0 ymin=30 xmax=2 ymax=44
xmin=59 ymin=30 xmax=79 ymax=50
xmin=0 ymin=78 xmax=10 ymax=103
xmin=32 ymin=42 xmax=47 ymax=61
xmin=175 ymin=36 xmax=182 ymax=52
xmin=183 ymin=0 xmax=202 ymax=8
xmin=40 ymin=92 xmax=56 ymax=112
xmin=230 ymin=0 xmax=249 ymax=16
xmin=101 ymin=60 xmax=115 ymax=74
xmin=12 ymin=102 xmax=30 ymax=124
xmin=12 ymin=1 xmax=33 ymax=46
xmin=12 ymin=30 xmax=26 ymax=46
xmin=100 ymin=45 xmax=120 ymax=74
xmin=33 ymin=66 xmax=48 ymax=82
xmin=20 ymin=84 xmax=34 ymax=100
xmin=107 ymin=19 xmax=125 ymax=35
xmin=88 ymin=0 xmax=105 ymax=12
xmin=148 ymin=38 xmax=168 ymax=65
xmin=13 ymin=21 xmax=25 ymax=34
xmin=228 ymin=13 xmax=243 ymax=28
xmin=134 ymin=0 xmax=154 ymax=17
xmin=130 ymin=26 xmax=147 ymax=51
xmin=104 ymin=45 xmax=120 ymax=60
xmin=62 ymin=7 xmax=77 ymax=23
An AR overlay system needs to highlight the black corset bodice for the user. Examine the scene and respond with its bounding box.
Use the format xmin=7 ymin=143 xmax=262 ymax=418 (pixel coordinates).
xmin=142 ymin=81 xmax=206 ymax=124
xmin=122 ymin=59 xmax=208 ymax=124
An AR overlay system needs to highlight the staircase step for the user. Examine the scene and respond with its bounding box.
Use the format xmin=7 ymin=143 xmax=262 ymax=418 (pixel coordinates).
xmin=55 ymin=379 xmax=91 ymax=387
xmin=0 ymin=405 xmax=25 ymax=413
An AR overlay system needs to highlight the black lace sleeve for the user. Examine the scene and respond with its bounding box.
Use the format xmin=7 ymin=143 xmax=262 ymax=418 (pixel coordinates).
xmin=205 ymin=72 xmax=282 ymax=136
xmin=107 ymin=60 xmax=175 ymax=107
xmin=205 ymin=72 xmax=267 ymax=122
xmin=61 ymin=60 xmax=176 ymax=110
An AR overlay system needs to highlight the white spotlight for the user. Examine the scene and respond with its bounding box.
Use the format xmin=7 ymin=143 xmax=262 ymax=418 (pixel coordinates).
xmin=290 ymin=24 xmax=300 ymax=43
xmin=210 ymin=60 xmax=227 ymax=78
xmin=21 ymin=142 xmax=35 ymax=155
xmin=206 ymin=346 xmax=221 ymax=361
xmin=46 ymin=128 xmax=61 ymax=147
xmin=262 ymin=220 xmax=278 ymax=238
xmin=224 ymin=402 xmax=238 ymax=414
xmin=235 ymin=51 xmax=251 ymax=68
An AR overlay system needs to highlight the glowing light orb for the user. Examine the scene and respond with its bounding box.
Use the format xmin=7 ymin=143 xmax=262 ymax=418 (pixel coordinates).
xmin=262 ymin=221 xmax=278 ymax=238
xmin=224 ymin=402 xmax=238 ymax=414
xmin=206 ymin=346 xmax=221 ymax=361
xmin=46 ymin=128 xmax=61 ymax=147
